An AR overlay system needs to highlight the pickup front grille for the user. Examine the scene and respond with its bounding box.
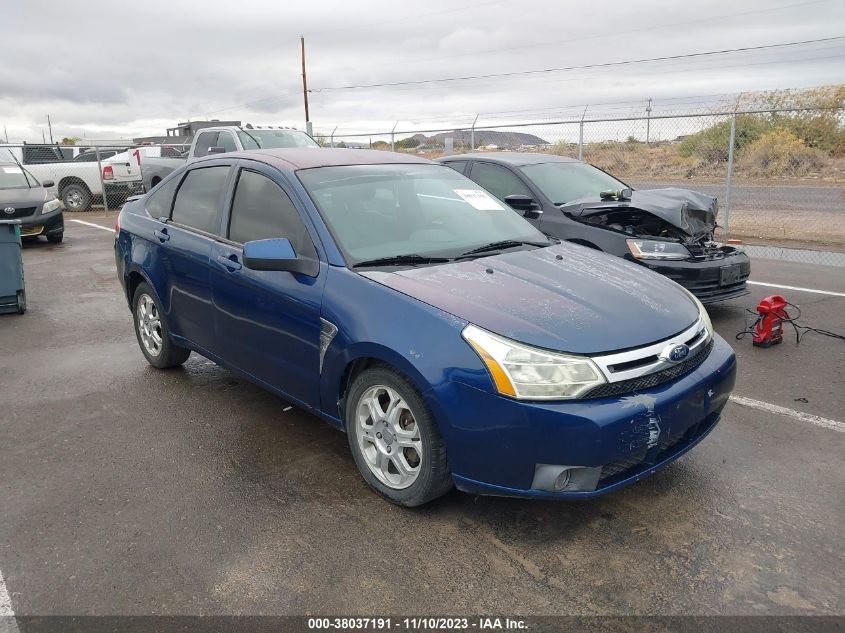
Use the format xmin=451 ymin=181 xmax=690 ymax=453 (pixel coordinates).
xmin=583 ymin=338 xmax=714 ymax=400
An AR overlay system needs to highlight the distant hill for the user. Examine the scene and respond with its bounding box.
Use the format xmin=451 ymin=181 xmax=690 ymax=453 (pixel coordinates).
xmin=409 ymin=129 xmax=549 ymax=148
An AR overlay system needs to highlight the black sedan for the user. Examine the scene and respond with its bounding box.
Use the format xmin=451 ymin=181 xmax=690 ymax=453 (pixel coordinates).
xmin=440 ymin=153 xmax=750 ymax=304
xmin=0 ymin=161 xmax=64 ymax=243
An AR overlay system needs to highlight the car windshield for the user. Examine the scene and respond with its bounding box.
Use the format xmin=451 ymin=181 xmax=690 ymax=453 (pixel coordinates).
xmin=237 ymin=129 xmax=319 ymax=149
xmin=0 ymin=165 xmax=35 ymax=189
xmin=520 ymin=162 xmax=628 ymax=205
xmin=298 ymin=164 xmax=550 ymax=266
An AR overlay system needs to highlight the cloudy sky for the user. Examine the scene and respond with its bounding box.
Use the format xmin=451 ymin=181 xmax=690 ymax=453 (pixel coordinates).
xmin=1 ymin=0 xmax=843 ymax=143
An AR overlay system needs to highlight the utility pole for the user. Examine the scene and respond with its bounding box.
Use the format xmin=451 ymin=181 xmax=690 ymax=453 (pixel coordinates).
xmin=47 ymin=114 xmax=54 ymax=144
xmin=3 ymin=125 xmax=8 ymax=143
xmin=300 ymin=36 xmax=312 ymax=136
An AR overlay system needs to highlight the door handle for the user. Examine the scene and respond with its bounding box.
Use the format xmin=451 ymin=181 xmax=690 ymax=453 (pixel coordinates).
xmin=216 ymin=254 xmax=242 ymax=271
xmin=153 ymin=228 xmax=170 ymax=242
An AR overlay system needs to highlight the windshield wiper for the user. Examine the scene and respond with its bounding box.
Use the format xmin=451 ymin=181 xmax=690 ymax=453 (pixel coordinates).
xmin=353 ymin=254 xmax=452 ymax=268
xmin=456 ymin=239 xmax=551 ymax=259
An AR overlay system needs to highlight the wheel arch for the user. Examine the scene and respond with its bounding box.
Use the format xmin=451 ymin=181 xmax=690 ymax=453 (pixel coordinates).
xmin=325 ymin=344 xmax=435 ymax=428
xmin=57 ymin=176 xmax=92 ymax=195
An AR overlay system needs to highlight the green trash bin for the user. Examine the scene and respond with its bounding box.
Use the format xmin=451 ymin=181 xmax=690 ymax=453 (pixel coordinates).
xmin=0 ymin=219 xmax=26 ymax=315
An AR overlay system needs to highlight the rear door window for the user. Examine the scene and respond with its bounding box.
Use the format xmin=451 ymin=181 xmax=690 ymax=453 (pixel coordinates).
xmin=193 ymin=132 xmax=219 ymax=158
xmin=469 ymin=162 xmax=532 ymax=201
xmin=442 ymin=160 xmax=468 ymax=175
xmin=227 ymin=169 xmax=316 ymax=259
xmin=145 ymin=174 xmax=181 ymax=218
xmin=170 ymin=166 xmax=230 ymax=235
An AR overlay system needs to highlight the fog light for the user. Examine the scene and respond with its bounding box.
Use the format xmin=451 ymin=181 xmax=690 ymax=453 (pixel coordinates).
xmin=532 ymin=464 xmax=603 ymax=492
xmin=553 ymin=469 xmax=571 ymax=491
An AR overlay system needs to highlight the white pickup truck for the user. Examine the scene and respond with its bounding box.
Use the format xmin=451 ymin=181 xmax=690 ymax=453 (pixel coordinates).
xmin=0 ymin=144 xmax=136 ymax=211
xmin=138 ymin=126 xmax=319 ymax=191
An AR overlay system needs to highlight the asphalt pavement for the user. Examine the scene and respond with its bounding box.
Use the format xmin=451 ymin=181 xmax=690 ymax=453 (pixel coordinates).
xmin=0 ymin=215 xmax=842 ymax=618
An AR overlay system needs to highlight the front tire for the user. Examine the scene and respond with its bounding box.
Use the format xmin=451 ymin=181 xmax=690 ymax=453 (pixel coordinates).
xmin=345 ymin=366 xmax=452 ymax=506
xmin=46 ymin=232 xmax=63 ymax=244
xmin=132 ymin=282 xmax=190 ymax=369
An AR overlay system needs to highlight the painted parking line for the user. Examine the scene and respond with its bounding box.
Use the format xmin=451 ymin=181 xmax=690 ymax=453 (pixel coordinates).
xmin=729 ymin=395 xmax=845 ymax=433
xmin=0 ymin=567 xmax=19 ymax=633
xmin=68 ymin=219 xmax=115 ymax=233
xmin=747 ymin=281 xmax=845 ymax=298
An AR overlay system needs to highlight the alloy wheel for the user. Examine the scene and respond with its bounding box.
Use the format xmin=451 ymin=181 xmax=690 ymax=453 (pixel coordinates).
xmin=137 ymin=294 xmax=162 ymax=357
xmin=355 ymin=385 xmax=423 ymax=489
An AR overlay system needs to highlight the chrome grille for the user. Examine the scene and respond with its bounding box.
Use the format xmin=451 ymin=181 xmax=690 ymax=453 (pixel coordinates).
xmin=583 ymin=339 xmax=713 ymax=399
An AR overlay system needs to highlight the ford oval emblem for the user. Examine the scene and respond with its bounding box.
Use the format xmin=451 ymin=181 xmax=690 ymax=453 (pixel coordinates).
xmin=662 ymin=343 xmax=690 ymax=363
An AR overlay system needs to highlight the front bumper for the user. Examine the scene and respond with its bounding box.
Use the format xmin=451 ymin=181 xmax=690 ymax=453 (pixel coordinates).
xmin=18 ymin=209 xmax=64 ymax=237
xmin=637 ymin=250 xmax=751 ymax=304
xmin=430 ymin=334 xmax=736 ymax=499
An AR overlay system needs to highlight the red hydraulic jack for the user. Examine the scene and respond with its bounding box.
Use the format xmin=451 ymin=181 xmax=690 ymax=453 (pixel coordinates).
xmin=752 ymin=295 xmax=790 ymax=347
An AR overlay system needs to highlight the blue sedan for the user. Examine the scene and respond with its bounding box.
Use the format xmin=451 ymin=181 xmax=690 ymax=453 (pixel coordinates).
xmin=115 ymin=149 xmax=736 ymax=506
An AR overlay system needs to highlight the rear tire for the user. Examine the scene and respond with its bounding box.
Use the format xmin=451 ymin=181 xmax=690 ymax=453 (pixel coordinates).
xmin=132 ymin=282 xmax=190 ymax=369
xmin=61 ymin=183 xmax=92 ymax=212
xmin=16 ymin=290 xmax=26 ymax=314
xmin=345 ymin=366 xmax=452 ymax=506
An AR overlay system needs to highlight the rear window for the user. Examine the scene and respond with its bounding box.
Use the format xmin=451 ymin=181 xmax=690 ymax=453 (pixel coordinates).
xmin=170 ymin=166 xmax=229 ymax=234
xmin=237 ymin=130 xmax=319 ymax=149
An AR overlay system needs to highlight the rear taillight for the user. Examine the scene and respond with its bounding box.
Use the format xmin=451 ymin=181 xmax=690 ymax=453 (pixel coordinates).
xmin=102 ymin=165 xmax=114 ymax=180
xmin=115 ymin=215 xmax=120 ymax=233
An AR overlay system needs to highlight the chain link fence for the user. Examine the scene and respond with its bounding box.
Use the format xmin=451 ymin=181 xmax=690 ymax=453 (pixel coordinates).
xmin=0 ymin=142 xmax=190 ymax=214
xmin=315 ymin=100 xmax=845 ymax=266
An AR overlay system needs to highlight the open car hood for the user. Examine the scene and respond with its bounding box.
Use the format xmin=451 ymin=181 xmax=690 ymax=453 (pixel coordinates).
xmin=560 ymin=188 xmax=718 ymax=237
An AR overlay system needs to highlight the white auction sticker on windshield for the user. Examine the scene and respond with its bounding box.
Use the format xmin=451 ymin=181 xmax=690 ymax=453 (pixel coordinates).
xmin=453 ymin=189 xmax=505 ymax=211
xmin=3 ymin=167 xmax=23 ymax=174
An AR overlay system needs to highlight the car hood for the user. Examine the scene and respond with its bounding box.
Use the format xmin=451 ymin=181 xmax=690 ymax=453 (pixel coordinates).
xmin=0 ymin=185 xmax=46 ymax=207
xmin=360 ymin=243 xmax=700 ymax=354
xmin=560 ymin=188 xmax=718 ymax=237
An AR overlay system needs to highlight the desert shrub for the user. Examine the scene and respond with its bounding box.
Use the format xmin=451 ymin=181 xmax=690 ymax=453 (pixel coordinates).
xmin=678 ymin=114 xmax=770 ymax=162
xmin=740 ymin=128 xmax=827 ymax=177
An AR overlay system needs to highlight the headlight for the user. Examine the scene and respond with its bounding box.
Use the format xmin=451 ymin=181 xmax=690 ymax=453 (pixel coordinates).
xmin=690 ymin=292 xmax=713 ymax=341
xmin=627 ymin=239 xmax=689 ymax=261
xmin=462 ymin=325 xmax=606 ymax=400
xmin=42 ymin=195 xmax=62 ymax=214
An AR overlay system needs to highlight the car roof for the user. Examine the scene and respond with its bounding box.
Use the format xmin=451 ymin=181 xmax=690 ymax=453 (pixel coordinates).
xmin=193 ymin=148 xmax=437 ymax=170
xmin=441 ymin=152 xmax=582 ymax=166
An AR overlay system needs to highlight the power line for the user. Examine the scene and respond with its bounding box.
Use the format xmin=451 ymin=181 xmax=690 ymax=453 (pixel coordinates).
xmin=310 ymin=36 xmax=845 ymax=92
xmin=312 ymin=0 xmax=833 ymax=74
xmin=306 ymin=0 xmax=511 ymax=36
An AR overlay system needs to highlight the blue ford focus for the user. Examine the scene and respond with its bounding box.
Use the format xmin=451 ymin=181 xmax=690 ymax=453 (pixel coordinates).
xmin=115 ymin=149 xmax=736 ymax=506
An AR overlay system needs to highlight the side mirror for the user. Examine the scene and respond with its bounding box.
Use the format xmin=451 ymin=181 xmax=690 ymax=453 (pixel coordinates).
xmin=242 ymin=238 xmax=318 ymax=277
xmin=504 ymin=194 xmax=542 ymax=219
xmin=207 ymin=146 xmax=226 ymax=155
xmin=41 ymin=180 xmax=55 ymax=188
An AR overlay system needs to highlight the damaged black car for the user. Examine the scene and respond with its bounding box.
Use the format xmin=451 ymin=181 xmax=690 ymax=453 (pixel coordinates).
xmin=440 ymin=153 xmax=750 ymax=304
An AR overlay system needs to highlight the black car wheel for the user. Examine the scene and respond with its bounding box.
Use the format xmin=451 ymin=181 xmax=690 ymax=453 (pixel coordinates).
xmin=46 ymin=232 xmax=63 ymax=243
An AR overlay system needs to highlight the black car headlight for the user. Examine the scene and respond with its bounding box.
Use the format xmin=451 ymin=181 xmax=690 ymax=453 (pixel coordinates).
xmin=627 ymin=239 xmax=690 ymax=261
